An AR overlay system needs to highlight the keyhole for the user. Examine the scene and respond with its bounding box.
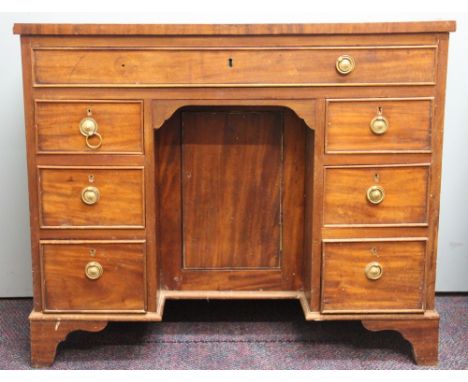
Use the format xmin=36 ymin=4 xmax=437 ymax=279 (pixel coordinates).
xmin=228 ymin=58 xmax=233 ymax=68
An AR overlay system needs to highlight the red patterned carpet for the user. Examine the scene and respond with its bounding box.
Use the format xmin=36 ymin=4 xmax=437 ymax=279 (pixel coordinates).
xmin=0 ymin=294 xmax=466 ymax=369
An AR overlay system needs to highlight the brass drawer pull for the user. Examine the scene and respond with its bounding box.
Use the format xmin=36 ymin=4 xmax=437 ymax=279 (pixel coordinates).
xmin=79 ymin=109 xmax=103 ymax=150
xmin=367 ymin=185 xmax=385 ymax=205
xmin=365 ymin=261 xmax=383 ymax=280
xmin=336 ymin=55 xmax=355 ymax=75
xmin=85 ymin=261 xmax=103 ymax=280
xmin=370 ymin=107 xmax=389 ymax=135
xmin=81 ymin=186 xmax=100 ymax=205
xmin=85 ymin=132 xmax=103 ymax=150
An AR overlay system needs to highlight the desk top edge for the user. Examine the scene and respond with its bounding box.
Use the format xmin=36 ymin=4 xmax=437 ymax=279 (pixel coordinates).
xmin=13 ymin=21 xmax=456 ymax=36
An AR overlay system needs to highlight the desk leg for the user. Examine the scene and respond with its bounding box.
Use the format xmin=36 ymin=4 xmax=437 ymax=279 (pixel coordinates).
xmin=30 ymin=319 xmax=108 ymax=367
xmin=362 ymin=317 xmax=439 ymax=366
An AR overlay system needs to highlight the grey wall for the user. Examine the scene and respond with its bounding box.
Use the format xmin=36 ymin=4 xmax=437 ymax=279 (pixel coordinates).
xmin=0 ymin=12 xmax=466 ymax=297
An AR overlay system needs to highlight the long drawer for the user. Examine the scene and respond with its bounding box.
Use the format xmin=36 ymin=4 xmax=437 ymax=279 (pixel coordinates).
xmin=38 ymin=166 xmax=145 ymax=228
xmin=32 ymin=46 xmax=437 ymax=86
xmin=321 ymin=239 xmax=426 ymax=313
xmin=41 ymin=241 xmax=146 ymax=312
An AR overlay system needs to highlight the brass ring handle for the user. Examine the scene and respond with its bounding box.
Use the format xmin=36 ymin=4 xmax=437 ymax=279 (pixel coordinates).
xmin=79 ymin=110 xmax=103 ymax=150
xmin=81 ymin=186 xmax=100 ymax=205
xmin=367 ymin=185 xmax=385 ymax=205
xmin=365 ymin=261 xmax=383 ymax=280
xmin=85 ymin=132 xmax=103 ymax=150
xmin=85 ymin=261 xmax=103 ymax=280
xmin=336 ymin=55 xmax=355 ymax=75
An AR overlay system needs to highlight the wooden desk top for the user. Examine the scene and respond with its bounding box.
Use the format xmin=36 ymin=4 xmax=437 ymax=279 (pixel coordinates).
xmin=13 ymin=21 xmax=456 ymax=36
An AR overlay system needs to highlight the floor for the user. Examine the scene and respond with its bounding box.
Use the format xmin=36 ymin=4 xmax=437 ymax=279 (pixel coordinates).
xmin=0 ymin=294 xmax=466 ymax=369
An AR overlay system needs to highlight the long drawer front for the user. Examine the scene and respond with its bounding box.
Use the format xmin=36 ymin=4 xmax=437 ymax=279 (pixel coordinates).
xmin=321 ymin=239 xmax=426 ymax=313
xmin=41 ymin=241 xmax=146 ymax=312
xmin=32 ymin=46 xmax=436 ymax=86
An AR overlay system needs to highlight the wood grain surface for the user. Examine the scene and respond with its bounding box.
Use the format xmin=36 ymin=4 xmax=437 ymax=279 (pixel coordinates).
xmin=38 ymin=167 xmax=145 ymax=228
xmin=181 ymin=110 xmax=282 ymax=269
xmin=326 ymin=98 xmax=433 ymax=153
xmin=32 ymin=47 xmax=436 ymax=86
xmin=35 ymin=100 xmax=143 ymax=154
xmin=13 ymin=21 xmax=456 ymax=35
xmin=321 ymin=240 xmax=426 ymax=312
xmin=323 ymin=165 xmax=429 ymax=226
xmin=158 ymin=107 xmax=305 ymax=290
xmin=41 ymin=241 xmax=146 ymax=311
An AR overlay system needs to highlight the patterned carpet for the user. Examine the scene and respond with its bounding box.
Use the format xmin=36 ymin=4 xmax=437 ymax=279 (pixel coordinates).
xmin=0 ymin=294 xmax=466 ymax=369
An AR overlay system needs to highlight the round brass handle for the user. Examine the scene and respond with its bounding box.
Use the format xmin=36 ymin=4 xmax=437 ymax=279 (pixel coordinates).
xmin=370 ymin=115 xmax=389 ymax=135
xmin=365 ymin=261 xmax=383 ymax=280
xmin=79 ymin=116 xmax=99 ymax=137
xmin=85 ymin=261 xmax=103 ymax=280
xmin=81 ymin=186 xmax=100 ymax=205
xmin=367 ymin=185 xmax=385 ymax=205
xmin=336 ymin=55 xmax=355 ymax=75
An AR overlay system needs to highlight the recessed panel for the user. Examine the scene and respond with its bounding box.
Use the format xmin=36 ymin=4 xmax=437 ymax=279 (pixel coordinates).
xmin=181 ymin=111 xmax=282 ymax=269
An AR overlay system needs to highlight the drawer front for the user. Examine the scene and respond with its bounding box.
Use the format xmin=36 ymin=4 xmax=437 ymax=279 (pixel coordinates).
xmin=35 ymin=101 xmax=143 ymax=154
xmin=41 ymin=241 xmax=146 ymax=312
xmin=323 ymin=166 xmax=429 ymax=226
xmin=321 ymin=240 xmax=426 ymax=313
xmin=326 ymin=99 xmax=433 ymax=153
xmin=33 ymin=46 xmax=436 ymax=86
xmin=38 ymin=167 xmax=145 ymax=228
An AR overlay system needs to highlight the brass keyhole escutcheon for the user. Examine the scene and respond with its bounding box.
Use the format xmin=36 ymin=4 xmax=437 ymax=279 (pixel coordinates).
xmin=336 ymin=55 xmax=355 ymax=75
xmin=370 ymin=107 xmax=389 ymax=135
xmin=85 ymin=261 xmax=103 ymax=280
xmin=81 ymin=186 xmax=100 ymax=205
xmin=367 ymin=185 xmax=385 ymax=205
xmin=365 ymin=262 xmax=383 ymax=280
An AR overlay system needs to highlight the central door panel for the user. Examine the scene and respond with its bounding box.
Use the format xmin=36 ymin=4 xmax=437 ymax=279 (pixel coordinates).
xmin=157 ymin=107 xmax=307 ymax=291
xmin=182 ymin=111 xmax=282 ymax=269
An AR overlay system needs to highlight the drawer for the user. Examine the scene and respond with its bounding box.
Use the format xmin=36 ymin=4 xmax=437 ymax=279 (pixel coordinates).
xmin=323 ymin=165 xmax=429 ymax=226
xmin=38 ymin=167 xmax=145 ymax=228
xmin=325 ymin=98 xmax=433 ymax=153
xmin=41 ymin=241 xmax=146 ymax=312
xmin=35 ymin=100 xmax=143 ymax=154
xmin=321 ymin=239 xmax=426 ymax=313
xmin=32 ymin=46 xmax=436 ymax=86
